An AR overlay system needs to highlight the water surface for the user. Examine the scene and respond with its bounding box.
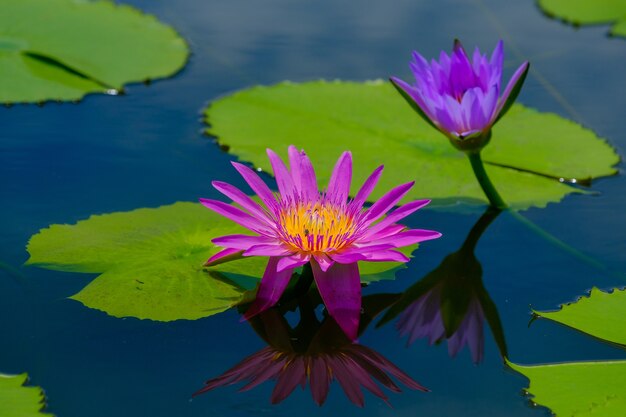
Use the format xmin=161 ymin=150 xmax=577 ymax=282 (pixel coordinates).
xmin=1 ymin=0 xmax=625 ymax=415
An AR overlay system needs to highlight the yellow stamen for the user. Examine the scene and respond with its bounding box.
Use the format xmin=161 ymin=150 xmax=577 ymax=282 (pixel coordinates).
xmin=278 ymin=201 xmax=357 ymax=252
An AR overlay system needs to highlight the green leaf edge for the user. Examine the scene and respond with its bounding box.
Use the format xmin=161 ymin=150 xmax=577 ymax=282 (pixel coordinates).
xmin=69 ymin=0 xmax=191 ymax=90
xmin=203 ymin=79 xmax=619 ymax=212
xmin=506 ymin=358 xmax=626 ymax=415
xmin=23 ymin=201 xmax=414 ymax=321
xmin=537 ymin=0 xmax=626 ymax=39
xmin=1 ymin=0 xmax=191 ymax=105
xmin=532 ymin=286 xmax=626 ymax=348
xmin=0 ymin=373 xmax=52 ymax=417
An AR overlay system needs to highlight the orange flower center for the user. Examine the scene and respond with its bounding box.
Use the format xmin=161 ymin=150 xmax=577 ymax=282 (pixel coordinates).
xmin=278 ymin=201 xmax=358 ymax=253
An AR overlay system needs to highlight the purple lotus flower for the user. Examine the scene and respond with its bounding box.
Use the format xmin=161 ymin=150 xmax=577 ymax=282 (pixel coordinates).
xmin=194 ymin=300 xmax=427 ymax=407
xmin=201 ymin=146 xmax=441 ymax=340
xmin=391 ymin=40 xmax=529 ymax=150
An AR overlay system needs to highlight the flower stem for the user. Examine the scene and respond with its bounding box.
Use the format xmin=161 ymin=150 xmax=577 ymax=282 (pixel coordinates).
xmin=467 ymin=151 xmax=507 ymax=209
xmin=460 ymin=207 xmax=502 ymax=253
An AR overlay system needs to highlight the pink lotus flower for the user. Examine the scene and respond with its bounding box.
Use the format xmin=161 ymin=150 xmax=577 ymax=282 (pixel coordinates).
xmin=194 ymin=295 xmax=427 ymax=407
xmin=201 ymin=146 xmax=441 ymax=340
xmin=391 ymin=40 xmax=529 ymax=150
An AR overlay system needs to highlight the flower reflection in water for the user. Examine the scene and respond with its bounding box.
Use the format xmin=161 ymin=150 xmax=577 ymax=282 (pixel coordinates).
xmin=379 ymin=208 xmax=507 ymax=363
xmin=194 ymin=292 xmax=427 ymax=407
xmin=396 ymin=282 xmax=486 ymax=363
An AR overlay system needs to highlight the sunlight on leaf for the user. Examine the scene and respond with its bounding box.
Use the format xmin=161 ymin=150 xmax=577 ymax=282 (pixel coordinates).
xmin=204 ymin=80 xmax=618 ymax=211
xmin=538 ymin=0 xmax=626 ymax=37
xmin=0 ymin=0 xmax=189 ymax=104
xmin=0 ymin=373 xmax=52 ymax=417
xmin=26 ymin=202 xmax=410 ymax=321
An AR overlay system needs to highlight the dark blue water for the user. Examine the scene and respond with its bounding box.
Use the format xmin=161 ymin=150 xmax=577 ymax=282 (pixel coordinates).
xmin=1 ymin=0 xmax=625 ymax=415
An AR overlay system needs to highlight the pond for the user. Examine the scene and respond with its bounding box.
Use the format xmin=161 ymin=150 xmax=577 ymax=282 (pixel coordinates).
xmin=1 ymin=0 xmax=625 ymax=416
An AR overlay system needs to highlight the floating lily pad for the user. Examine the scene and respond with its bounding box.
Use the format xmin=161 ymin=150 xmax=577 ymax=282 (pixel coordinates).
xmin=26 ymin=202 xmax=413 ymax=321
xmin=0 ymin=0 xmax=189 ymax=104
xmin=538 ymin=0 xmax=626 ymax=37
xmin=0 ymin=373 xmax=52 ymax=417
xmin=26 ymin=202 xmax=259 ymax=321
xmin=509 ymin=288 xmax=626 ymax=415
xmin=536 ymin=287 xmax=626 ymax=347
xmin=204 ymin=80 xmax=618 ymax=211
xmin=508 ymin=360 xmax=626 ymax=416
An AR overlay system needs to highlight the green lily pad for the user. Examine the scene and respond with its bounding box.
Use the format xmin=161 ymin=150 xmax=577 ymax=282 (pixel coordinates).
xmin=613 ymin=19 xmax=626 ymax=36
xmin=204 ymin=80 xmax=618 ymax=211
xmin=0 ymin=0 xmax=189 ymax=104
xmin=508 ymin=360 xmax=626 ymax=416
xmin=536 ymin=287 xmax=626 ymax=347
xmin=26 ymin=202 xmax=267 ymax=321
xmin=509 ymin=288 xmax=626 ymax=415
xmin=0 ymin=373 xmax=52 ymax=417
xmin=26 ymin=202 xmax=413 ymax=321
xmin=538 ymin=0 xmax=626 ymax=37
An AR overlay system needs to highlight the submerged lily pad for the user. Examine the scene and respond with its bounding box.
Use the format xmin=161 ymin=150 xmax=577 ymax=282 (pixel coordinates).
xmin=26 ymin=202 xmax=413 ymax=321
xmin=538 ymin=0 xmax=626 ymax=37
xmin=0 ymin=0 xmax=189 ymax=104
xmin=0 ymin=373 xmax=52 ymax=417
xmin=508 ymin=360 xmax=626 ymax=416
xmin=536 ymin=287 xmax=626 ymax=347
xmin=204 ymin=80 xmax=618 ymax=211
